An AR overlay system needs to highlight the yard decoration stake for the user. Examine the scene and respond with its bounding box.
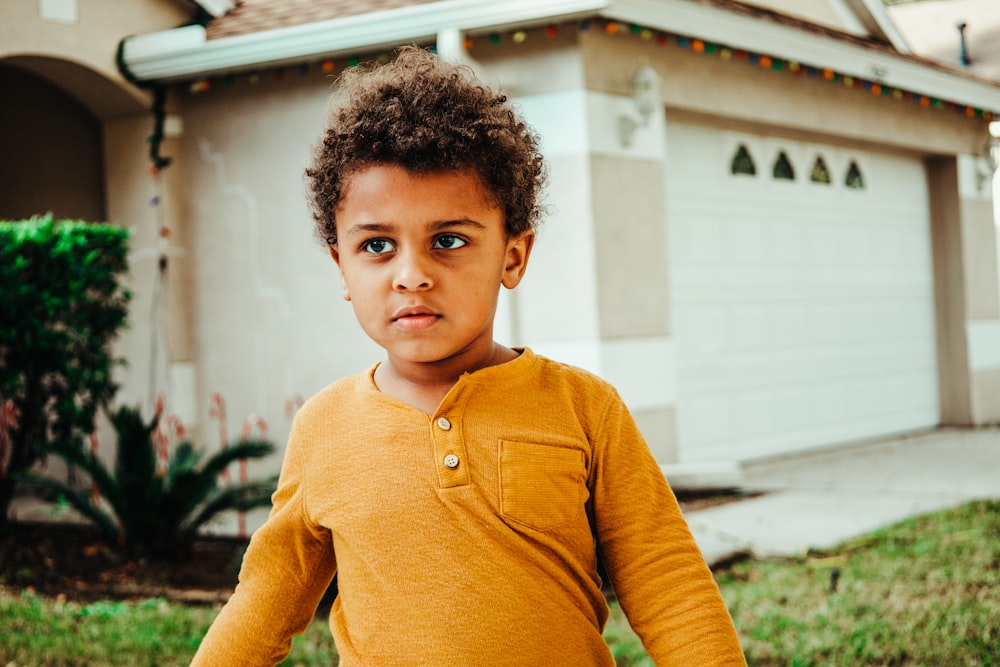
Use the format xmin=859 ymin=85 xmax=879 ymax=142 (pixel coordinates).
xmin=210 ymin=392 xmax=230 ymax=485
xmin=238 ymin=415 xmax=269 ymax=538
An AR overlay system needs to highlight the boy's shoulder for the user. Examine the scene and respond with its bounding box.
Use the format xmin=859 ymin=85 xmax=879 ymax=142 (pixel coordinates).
xmin=486 ymin=348 xmax=623 ymax=407
xmin=529 ymin=350 xmax=617 ymax=391
xmin=507 ymin=350 xmax=629 ymax=429
xmin=295 ymin=365 xmax=378 ymax=423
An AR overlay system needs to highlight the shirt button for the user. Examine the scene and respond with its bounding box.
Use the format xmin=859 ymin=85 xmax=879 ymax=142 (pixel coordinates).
xmin=443 ymin=454 xmax=460 ymax=469
xmin=437 ymin=417 xmax=452 ymax=431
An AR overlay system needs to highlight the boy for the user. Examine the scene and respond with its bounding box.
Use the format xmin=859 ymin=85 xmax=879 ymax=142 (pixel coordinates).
xmin=193 ymin=47 xmax=746 ymax=665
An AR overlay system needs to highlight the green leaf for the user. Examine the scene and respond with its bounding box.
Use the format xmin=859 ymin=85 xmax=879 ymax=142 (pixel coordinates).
xmin=0 ymin=217 xmax=129 ymax=525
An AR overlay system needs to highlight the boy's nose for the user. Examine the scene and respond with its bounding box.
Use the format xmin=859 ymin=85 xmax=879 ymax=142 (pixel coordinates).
xmin=392 ymin=251 xmax=433 ymax=291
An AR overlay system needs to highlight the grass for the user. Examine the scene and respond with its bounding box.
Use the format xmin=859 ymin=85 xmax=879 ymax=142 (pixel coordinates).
xmin=0 ymin=592 xmax=337 ymax=667
xmin=1 ymin=499 xmax=997 ymax=665
xmin=721 ymin=498 xmax=1000 ymax=666
xmin=0 ymin=594 xmax=214 ymax=666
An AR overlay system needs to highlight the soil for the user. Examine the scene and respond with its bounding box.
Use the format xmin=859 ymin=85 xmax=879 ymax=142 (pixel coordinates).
xmin=0 ymin=521 xmax=246 ymax=604
xmin=0 ymin=489 xmax=757 ymax=605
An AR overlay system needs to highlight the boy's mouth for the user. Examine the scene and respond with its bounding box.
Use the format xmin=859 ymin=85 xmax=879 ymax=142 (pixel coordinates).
xmin=392 ymin=306 xmax=440 ymax=331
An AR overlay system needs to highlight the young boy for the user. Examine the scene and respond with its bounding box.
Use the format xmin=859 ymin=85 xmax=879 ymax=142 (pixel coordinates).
xmin=193 ymin=47 xmax=746 ymax=666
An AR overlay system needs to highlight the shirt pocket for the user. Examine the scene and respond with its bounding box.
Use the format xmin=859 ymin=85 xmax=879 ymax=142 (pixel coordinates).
xmin=498 ymin=440 xmax=587 ymax=532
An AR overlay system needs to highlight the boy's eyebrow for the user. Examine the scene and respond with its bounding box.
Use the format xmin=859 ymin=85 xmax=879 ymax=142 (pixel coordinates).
xmin=342 ymin=218 xmax=488 ymax=237
xmin=432 ymin=218 xmax=487 ymax=231
xmin=342 ymin=222 xmax=394 ymax=237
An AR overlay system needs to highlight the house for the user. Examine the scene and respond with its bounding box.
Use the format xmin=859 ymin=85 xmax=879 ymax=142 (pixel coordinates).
xmin=3 ymin=0 xmax=1000 ymax=504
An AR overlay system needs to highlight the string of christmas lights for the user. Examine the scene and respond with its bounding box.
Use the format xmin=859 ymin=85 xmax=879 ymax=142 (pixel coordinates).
xmin=184 ymin=18 xmax=995 ymax=121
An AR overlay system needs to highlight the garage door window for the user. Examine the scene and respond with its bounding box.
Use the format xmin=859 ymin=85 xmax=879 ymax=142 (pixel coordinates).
xmin=772 ymin=151 xmax=795 ymax=180
xmin=727 ymin=140 xmax=868 ymax=191
xmin=846 ymin=160 xmax=866 ymax=189
xmin=730 ymin=144 xmax=756 ymax=176
xmin=810 ymin=156 xmax=832 ymax=184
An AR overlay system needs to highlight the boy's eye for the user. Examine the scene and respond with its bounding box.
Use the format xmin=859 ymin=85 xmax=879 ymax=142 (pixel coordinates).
xmin=433 ymin=235 xmax=466 ymax=250
xmin=362 ymin=239 xmax=395 ymax=254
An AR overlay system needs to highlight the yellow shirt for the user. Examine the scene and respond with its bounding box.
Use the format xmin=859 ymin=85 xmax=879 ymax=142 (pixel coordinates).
xmin=193 ymin=348 xmax=746 ymax=666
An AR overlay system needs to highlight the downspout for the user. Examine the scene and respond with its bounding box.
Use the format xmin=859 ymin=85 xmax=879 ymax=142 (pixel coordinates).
xmin=116 ymin=38 xmax=173 ymax=173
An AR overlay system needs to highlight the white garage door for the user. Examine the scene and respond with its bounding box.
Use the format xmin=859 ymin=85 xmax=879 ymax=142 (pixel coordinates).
xmin=666 ymin=123 xmax=940 ymax=463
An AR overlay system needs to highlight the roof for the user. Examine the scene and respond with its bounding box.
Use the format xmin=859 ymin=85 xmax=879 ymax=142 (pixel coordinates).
xmin=117 ymin=0 xmax=1000 ymax=114
xmin=204 ymin=0 xmax=889 ymax=43
xmin=206 ymin=0 xmax=438 ymax=40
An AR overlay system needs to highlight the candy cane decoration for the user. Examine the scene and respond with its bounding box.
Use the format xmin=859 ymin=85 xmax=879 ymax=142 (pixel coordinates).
xmin=151 ymin=394 xmax=169 ymax=472
xmin=285 ymin=393 xmax=304 ymax=420
xmin=238 ymin=415 xmax=269 ymax=538
xmin=160 ymin=413 xmax=186 ymax=473
xmin=209 ymin=393 xmax=230 ymax=485
xmin=162 ymin=414 xmax=186 ymax=446
xmin=0 ymin=400 xmax=17 ymax=479
xmin=90 ymin=429 xmax=101 ymax=506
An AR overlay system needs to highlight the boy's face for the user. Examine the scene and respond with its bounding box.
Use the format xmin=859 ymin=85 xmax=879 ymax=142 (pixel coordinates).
xmin=329 ymin=164 xmax=534 ymax=374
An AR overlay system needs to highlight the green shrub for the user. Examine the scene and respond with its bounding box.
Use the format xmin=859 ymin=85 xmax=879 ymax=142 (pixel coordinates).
xmin=23 ymin=404 xmax=278 ymax=559
xmin=0 ymin=215 xmax=131 ymax=530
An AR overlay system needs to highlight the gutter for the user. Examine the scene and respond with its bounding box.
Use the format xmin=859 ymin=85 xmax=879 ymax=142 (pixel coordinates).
xmin=118 ymin=0 xmax=1000 ymax=113
xmin=118 ymin=0 xmax=610 ymax=84
xmin=610 ymin=0 xmax=1000 ymax=113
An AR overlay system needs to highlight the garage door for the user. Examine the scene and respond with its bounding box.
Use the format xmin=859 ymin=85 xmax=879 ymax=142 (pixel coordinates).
xmin=666 ymin=123 xmax=940 ymax=462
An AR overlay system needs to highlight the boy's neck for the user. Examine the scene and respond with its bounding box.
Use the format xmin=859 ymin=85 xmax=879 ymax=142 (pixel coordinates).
xmin=374 ymin=343 xmax=519 ymax=414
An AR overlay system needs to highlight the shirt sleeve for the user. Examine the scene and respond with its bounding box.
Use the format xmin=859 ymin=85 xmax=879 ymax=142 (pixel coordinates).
xmin=191 ymin=428 xmax=337 ymax=667
xmin=589 ymin=390 xmax=747 ymax=666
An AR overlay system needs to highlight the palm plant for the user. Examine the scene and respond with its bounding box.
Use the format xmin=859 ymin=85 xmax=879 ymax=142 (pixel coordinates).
xmin=22 ymin=405 xmax=277 ymax=559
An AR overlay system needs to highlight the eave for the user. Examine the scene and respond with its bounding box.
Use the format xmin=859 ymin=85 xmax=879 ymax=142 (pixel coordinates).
xmin=608 ymin=0 xmax=1000 ymax=113
xmin=118 ymin=0 xmax=1000 ymax=113
xmin=119 ymin=0 xmax=609 ymax=82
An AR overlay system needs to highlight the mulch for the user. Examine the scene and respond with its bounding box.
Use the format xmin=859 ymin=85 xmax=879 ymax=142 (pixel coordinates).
xmin=0 ymin=521 xmax=245 ymax=604
xmin=0 ymin=489 xmax=757 ymax=605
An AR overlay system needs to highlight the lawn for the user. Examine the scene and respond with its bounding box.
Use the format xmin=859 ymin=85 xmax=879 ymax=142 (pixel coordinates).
xmin=1 ymin=499 xmax=997 ymax=665
xmin=722 ymin=498 xmax=1000 ymax=666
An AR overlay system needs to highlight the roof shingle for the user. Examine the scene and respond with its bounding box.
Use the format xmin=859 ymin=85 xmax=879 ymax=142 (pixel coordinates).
xmin=206 ymin=0 xmax=437 ymax=40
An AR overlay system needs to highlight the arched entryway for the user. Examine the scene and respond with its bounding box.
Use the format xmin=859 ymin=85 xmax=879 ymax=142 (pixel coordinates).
xmin=0 ymin=56 xmax=151 ymax=223
xmin=0 ymin=62 xmax=105 ymax=221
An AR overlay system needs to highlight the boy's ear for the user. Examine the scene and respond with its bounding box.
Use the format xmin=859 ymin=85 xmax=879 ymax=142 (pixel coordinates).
xmin=328 ymin=245 xmax=352 ymax=302
xmin=501 ymin=230 xmax=535 ymax=290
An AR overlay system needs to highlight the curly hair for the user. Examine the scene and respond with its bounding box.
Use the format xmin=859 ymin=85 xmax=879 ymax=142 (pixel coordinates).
xmin=306 ymin=47 xmax=546 ymax=246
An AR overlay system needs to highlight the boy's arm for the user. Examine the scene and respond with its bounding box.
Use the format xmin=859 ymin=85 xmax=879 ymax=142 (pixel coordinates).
xmin=191 ymin=432 xmax=336 ymax=667
xmin=590 ymin=392 xmax=747 ymax=666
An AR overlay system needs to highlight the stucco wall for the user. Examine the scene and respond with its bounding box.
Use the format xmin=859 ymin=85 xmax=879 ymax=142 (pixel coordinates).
xmin=1 ymin=0 xmax=189 ymax=119
xmin=169 ymin=71 xmax=381 ymax=458
xmin=958 ymin=156 xmax=1000 ymax=424
xmin=591 ymin=155 xmax=671 ymax=339
xmin=104 ymin=113 xmax=187 ymax=412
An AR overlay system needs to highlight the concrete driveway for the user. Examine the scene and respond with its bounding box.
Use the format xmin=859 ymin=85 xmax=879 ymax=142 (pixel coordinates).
xmin=684 ymin=428 xmax=1000 ymax=565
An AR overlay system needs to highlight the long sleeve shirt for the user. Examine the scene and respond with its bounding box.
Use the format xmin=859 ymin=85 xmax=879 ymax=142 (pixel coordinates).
xmin=192 ymin=348 xmax=746 ymax=666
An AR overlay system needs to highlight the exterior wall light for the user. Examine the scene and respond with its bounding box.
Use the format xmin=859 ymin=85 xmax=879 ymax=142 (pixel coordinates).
xmin=973 ymin=123 xmax=999 ymax=193
xmin=618 ymin=64 xmax=661 ymax=147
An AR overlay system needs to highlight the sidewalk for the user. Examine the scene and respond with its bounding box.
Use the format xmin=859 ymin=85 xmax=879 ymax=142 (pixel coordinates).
xmin=683 ymin=428 xmax=1000 ymax=566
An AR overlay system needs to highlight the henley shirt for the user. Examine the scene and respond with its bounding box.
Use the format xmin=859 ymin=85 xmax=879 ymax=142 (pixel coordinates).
xmin=192 ymin=348 xmax=746 ymax=665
